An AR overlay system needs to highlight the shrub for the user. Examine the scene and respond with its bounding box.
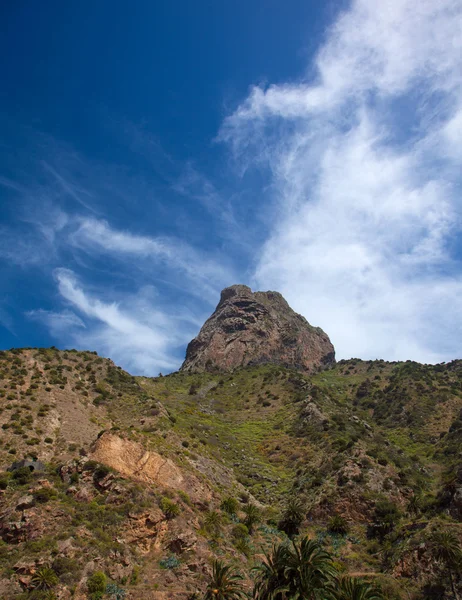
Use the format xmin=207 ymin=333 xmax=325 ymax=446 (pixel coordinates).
xmin=221 ymin=496 xmax=239 ymax=515
xmin=70 ymin=472 xmax=79 ymax=484
xmin=12 ymin=466 xmax=33 ymax=485
xmin=203 ymin=510 xmax=223 ymax=538
xmin=31 ymin=567 xmax=59 ymax=590
xmin=87 ymin=571 xmax=107 ymax=595
xmin=232 ymin=523 xmax=249 ymax=541
xmin=368 ymin=499 xmax=401 ymax=540
xmin=34 ymin=487 xmax=57 ymax=504
xmin=93 ymin=464 xmax=111 ymax=481
xmin=160 ymin=497 xmax=180 ymax=519
xmin=0 ymin=472 xmax=11 ymax=490
xmin=328 ymin=515 xmax=349 ymax=536
xmin=52 ymin=556 xmax=80 ymax=577
xmin=159 ymin=555 xmax=180 ymax=569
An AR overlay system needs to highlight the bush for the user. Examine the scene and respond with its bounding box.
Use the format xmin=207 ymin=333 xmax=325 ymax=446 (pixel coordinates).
xmin=220 ymin=496 xmax=239 ymax=515
xmin=87 ymin=571 xmax=107 ymax=594
xmin=232 ymin=523 xmax=249 ymax=541
xmin=93 ymin=464 xmax=111 ymax=481
xmin=159 ymin=555 xmax=180 ymax=569
xmin=160 ymin=497 xmax=180 ymax=519
xmin=34 ymin=487 xmax=57 ymax=504
xmin=0 ymin=472 xmax=11 ymax=490
xmin=52 ymin=556 xmax=80 ymax=577
xmin=368 ymin=499 xmax=401 ymax=540
xmin=328 ymin=515 xmax=349 ymax=535
xmin=12 ymin=466 xmax=33 ymax=485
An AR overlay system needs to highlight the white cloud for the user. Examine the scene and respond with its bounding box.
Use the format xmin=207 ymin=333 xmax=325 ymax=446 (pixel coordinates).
xmin=30 ymin=269 xmax=196 ymax=375
xmin=70 ymin=217 xmax=235 ymax=300
xmin=220 ymin=0 xmax=462 ymax=362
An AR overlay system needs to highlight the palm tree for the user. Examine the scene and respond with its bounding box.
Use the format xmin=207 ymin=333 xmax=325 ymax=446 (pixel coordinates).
xmin=204 ymin=560 xmax=247 ymax=600
xmin=243 ymin=504 xmax=261 ymax=535
xmin=253 ymin=537 xmax=336 ymax=600
xmin=334 ymin=576 xmax=383 ymax=600
xmin=253 ymin=543 xmax=290 ymax=600
xmin=204 ymin=510 xmax=224 ymax=538
xmin=328 ymin=515 xmax=349 ymax=536
xmin=31 ymin=566 xmax=59 ymax=590
xmin=407 ymin=493 xmax=422 ymax=517
xmin=430 ymin=530 xmax=462 ymax=600
xmin=283 ymin=537 xmax=337 ymax=599
xmin=278 ymin=497 xmax=305 ymax=537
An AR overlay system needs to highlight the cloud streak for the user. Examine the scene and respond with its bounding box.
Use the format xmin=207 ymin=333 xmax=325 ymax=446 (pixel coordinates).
xmin=221 ymin=0 xmax=462 ymax=362
xmin=70 ymin=217 xmax=236 ymax=300
xmin=30 ymin=269 xmax=196 ymax=375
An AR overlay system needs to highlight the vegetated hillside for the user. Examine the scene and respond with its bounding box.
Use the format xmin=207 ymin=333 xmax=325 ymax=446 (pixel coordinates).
xmin=0 ymin=348 xmax=461 ymax=599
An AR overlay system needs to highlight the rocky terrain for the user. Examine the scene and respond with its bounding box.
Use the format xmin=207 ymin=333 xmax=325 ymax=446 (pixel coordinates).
xmin=0 ymin=290 xmax=461 ymax=599
xmin=181 ymin=285 xmax=335 ymax=374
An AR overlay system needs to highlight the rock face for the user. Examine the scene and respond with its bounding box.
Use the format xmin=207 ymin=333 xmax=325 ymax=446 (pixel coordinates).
xmin=181 ymin=284 xmax=335 ymax=374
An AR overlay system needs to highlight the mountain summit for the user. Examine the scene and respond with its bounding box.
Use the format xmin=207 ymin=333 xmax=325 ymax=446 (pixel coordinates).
xmin=181 ymin=284 xmax=335 ymax=373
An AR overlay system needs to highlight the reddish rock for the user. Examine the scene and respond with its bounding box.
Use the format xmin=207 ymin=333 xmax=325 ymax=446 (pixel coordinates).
xmin=181 ymin=285 xmax=335 ymax=373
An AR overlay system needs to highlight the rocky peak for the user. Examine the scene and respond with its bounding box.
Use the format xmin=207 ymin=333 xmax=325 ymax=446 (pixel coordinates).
xmin=181 ymin=284 xmax=335 ymax=373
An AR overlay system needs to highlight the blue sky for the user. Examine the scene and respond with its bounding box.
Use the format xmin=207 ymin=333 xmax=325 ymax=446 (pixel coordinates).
xmin=1 ymin=0 xmax=462 ymax=374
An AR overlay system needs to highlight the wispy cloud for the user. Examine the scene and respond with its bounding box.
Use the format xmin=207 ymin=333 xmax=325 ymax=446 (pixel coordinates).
xmin=70 ymin=217 xmax=236 ymax=300
xmin=0 ymin=135 xmax=238 ymax=371
xmin=29 ymin=269 xmax=196 ymax=374
xmin=220 ymin=0 xmax=462 ymax=362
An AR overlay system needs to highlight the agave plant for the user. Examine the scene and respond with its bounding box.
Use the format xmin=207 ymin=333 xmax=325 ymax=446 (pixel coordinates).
xmin=334 ymin=576 xmax=384 ymax=600
xmin=204 ymin=559 xmax=247 ymax=600
xmin=31 ymin=566 xmax=59 ymax=590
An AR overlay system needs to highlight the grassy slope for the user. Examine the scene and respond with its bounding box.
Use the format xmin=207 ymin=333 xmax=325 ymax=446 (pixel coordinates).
xmin=0 ymin=348 xmax=461 ymax=598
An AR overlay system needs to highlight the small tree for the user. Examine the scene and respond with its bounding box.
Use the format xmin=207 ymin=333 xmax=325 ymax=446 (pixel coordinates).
xmin=160 ymin=497 xmax=180 ymax=520
xmin=430 ymin=529 xmax=462 ymax=600
xmin=204 ymin=510 xmax=223 ymax=538
xmin=243 ymin=503 xmax=261 ymax=534
xmin=368 ymin=499 xmax=401 ymax=540
xmin=204 ymin=560 xmax=246 ymax=600
xmin=278 ymin=496 xmax=305 ymax=537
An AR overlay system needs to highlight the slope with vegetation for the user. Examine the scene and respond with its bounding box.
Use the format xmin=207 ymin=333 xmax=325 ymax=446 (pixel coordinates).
xmin=0 ymin=348 xmax=461 ymax=599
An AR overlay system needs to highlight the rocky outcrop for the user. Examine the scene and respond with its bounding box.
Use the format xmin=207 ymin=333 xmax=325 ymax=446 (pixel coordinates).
xmin=89 ymin=432 xmax=211 ymax=502
xmin=181 ymin=284 xmax=335 ymax=373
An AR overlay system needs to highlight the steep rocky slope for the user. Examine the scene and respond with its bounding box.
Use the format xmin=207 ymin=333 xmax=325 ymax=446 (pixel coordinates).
xmin=0 ymin=348 xmax=461 ymax=599
xmin=181 ymin=285 xmax=335 ymax=373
